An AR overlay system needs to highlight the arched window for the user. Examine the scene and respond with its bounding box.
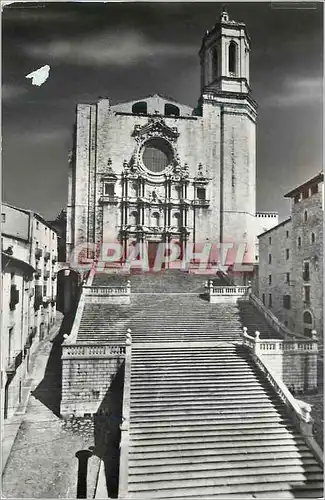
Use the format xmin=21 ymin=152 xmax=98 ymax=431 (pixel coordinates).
xmin=132 ymin=101 xmax=147 ymax=114
xmin=164 ymin=104 xmax=180 ymax=117
xmin=304 ymin=210 xmax=308 ymax=222
xmin=303 ymin=311 xmax=313 ymax=324
xmin=311 ymin=232 xmax=316 ymax=244
xmin=129 ymin=211 xmax=138 ymax=225
xmin=228 ymin=41 xmax=237 ymax=75
xmin=212 ymin=47 xmax=219 ymax=79
xmin=151 ymin=212 xmax=160 ymax=227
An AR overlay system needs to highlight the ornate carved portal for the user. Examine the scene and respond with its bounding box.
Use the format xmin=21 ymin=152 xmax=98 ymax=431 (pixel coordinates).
xmin=100 ymin=116 xmax=210 ymax=269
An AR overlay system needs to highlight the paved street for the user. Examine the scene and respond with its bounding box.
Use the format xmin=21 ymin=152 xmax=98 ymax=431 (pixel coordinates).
xmin=2 ymin=320 xmax=101 ymax=499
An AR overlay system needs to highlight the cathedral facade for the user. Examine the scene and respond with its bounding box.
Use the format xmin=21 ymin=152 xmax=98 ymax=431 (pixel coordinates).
xmin=67 ymin=10 xmax=271 ymax=270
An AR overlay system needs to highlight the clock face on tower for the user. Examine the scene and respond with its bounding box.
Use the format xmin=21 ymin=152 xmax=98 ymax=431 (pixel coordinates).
xmin=142 ymin=138 xmax=173 ymax=173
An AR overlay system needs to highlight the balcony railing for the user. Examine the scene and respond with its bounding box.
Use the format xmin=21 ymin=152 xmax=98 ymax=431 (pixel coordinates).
xmin=192 ymin=199 xmax=210 ymax=207
xmin=99 ymin=195 xmax=119 ymax=205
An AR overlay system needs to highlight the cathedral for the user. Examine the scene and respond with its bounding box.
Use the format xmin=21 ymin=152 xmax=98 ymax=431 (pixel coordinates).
xmin=67 ymin=8 xmax=275 ymax=272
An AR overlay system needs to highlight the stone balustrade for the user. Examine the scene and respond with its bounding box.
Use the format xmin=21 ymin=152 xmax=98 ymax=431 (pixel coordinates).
xmin=62 ymin=344 xmax=126 ymax=359
xmin=242 ymin=327 xmax=318 ymax=393
xmin=119 ymin=329 xmax=132 ymax=498
xmin=83 ymin=281 xmax=131 ymax=304
xmin=249 ymin=293 xmax=305 ymax=340
xmin=206 ymin=281 xmax=250 ymax=303
xmin=243 ymin=328 xmax=318 ymax=353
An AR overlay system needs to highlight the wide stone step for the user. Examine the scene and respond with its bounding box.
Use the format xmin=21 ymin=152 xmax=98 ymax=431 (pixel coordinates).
xmin=130 ymin=415 xmax=289 ymax=428
xmin=130 ymin=407 xmax=282 ymax=418
xmin=130 ymin=394 xmax=275 ymax=405
xmin=128 ymin=462 xmax=322 ymax=480
xmin=126 ymin=480 xmax=324 ymax=499
xmin=130 ymin=380 xmax=264 ymax=388
xmin=130 ymin=399 xmax=279 ymax=410
xmin=127 ymin=471 xmax=323 ymax=492
xmin=129 ymin=418 xmax=293 ymax=433
xmin=129 ymin=432 xmax=300 ymax=447
xmin=129 ymin=441 xmax=309 ymax=460
xmin=128 ymin=449 xmax=315 ymax=467
xmin=129 ymin=427 xmax=297 ymax=440
xmin=130 ymin=387 xmax=269 ymax=396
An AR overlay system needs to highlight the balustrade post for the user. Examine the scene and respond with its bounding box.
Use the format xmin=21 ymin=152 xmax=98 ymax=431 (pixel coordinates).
xmin=126 ymin=280 xmax=131 ymax=296
xmin=254 ymin=330 xmax=261 ymax=354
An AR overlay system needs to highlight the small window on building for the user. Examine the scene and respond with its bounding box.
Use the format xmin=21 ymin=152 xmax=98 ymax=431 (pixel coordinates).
xmin=297 ymin=236 xmax=301 ymax=248
xmin=304 ymin=210 xmax=308 ymax=222
xmin=303 ymin=261 xmax=310 ymax=281
xmin=52 ymin=232 xmax=55 ymax=240
xmin=283 ymin=295 xmax=291 ymax=309
xmin=268 ymin=294 xmax=272 ymax=308
xmin=268 ymin=236 xmax=272 ymax=245
xmin=302 ymin=189 xmax=309 ymax=200
xmin=286 ymin=249 xmax=290 ymax=260
xmin=303 ymin=311 xmax=313 ymax=324
xmin=132 ymin=101 xmax=147 ymax=114
xmin=311 ymin=184 xmax=318 ymax=195
xmin=164 ymin=103 xmax=180 ymax=117
xmin=262 ymin=293 xmax=265 ymax=305
xmin=197 ymin=188 xmax=206 ymax=200
xmin=286 ymin=272 xmax=290 ymax=284
xmin=1 ymin=213 xmax=6 ymax=223
xmin=36 ymin=221 xmax=39 ymax=230
xmin=311 ymin=232 xmax=315 ymax=244
xmin=304 ymin=286 xmax=310 ymax=304
xmin=104 ymin=183 xmax=115 ymax=196
xmin=284 ymin=320 xmax=288 ymax=327
xmin=45 ymin=227 xmax=47 ymax=232
xmin=286 ymin=230 xmax=289 ymax=238
xmin=268 ymin=275 xmax=272 ymax=285
xmin=294 ymin=194 xmax=300 ymax=204
xmin=268 ymin=254 xmax=272 ymax=264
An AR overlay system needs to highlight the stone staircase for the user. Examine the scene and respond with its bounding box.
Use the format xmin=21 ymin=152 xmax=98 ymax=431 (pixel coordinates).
xmin=77 ymin=292 xmax=283 ymax=344
xmin=126 ymin=343 xmax=323 ymax=499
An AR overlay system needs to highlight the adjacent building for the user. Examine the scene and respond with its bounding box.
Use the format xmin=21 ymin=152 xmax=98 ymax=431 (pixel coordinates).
xmin=1 ymin=203 xmax=58 ymax=422
xmin=258 ymin=172 xmax=323 ymax=341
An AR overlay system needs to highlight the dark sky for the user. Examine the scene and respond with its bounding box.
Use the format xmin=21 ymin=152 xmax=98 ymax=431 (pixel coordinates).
xmin=2 ymin=1 xmax=323 ymax=221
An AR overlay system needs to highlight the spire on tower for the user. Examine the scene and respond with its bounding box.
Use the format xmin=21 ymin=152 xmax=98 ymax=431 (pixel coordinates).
xmin=220 ymin=5 xmax=229 ymax=22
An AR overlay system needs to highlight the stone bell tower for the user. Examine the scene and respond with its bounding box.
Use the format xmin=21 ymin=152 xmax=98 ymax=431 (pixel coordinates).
xmin=199 ymin=7 xmax=257 ymax=265
xmin=199 ymin=6 xmax=251 ymax=95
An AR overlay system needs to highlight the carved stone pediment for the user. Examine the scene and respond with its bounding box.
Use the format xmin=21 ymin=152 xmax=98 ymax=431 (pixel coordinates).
xmin=132 ymin=116 xmax=179 ymax=142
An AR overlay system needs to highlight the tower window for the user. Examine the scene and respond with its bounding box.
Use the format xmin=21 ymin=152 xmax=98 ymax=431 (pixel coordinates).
xmin=268 ymin=254 xmax=272 ymax=264
xmin=268 ymin=294 xmax=272 ymax=308
xmin=297 ymin=236 xmax=301 ymax=248
xmin=132 ymin=101 xmax=147 ymax=115
xmin=303 ymin=261 xmax=310 ymax=281
xmin=268 ymin=275 xmax=272 ymax=285
xmin=228 ymin=41 xmax=237 ymax=75
xmin=304 ymin=210 xmax=308 ymax=222
xmin=311 ymin=232 xmax=316 ymax=244
xmin=164 ymin=104 xmax=180 ymax=117
xmin=286 ymin=249 xmax=290 ymax=260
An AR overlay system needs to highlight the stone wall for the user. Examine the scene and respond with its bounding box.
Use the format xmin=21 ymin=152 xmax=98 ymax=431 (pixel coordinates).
xmin=61 ymin=355 xmax=125 ymax=417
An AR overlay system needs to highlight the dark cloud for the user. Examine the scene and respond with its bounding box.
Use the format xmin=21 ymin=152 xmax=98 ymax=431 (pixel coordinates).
xmin=2 ymin=1 xmax=323 ymax=220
